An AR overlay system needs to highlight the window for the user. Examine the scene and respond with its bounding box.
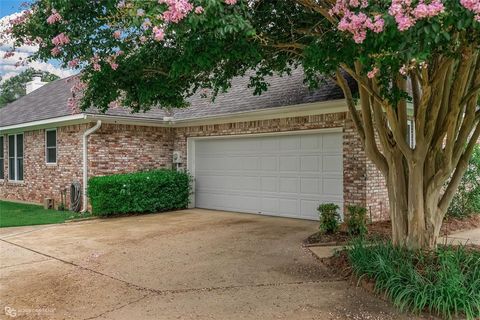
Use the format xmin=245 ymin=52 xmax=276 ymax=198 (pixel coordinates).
xmin=8 ymin=133 xmax=23 ymax=181
xmin=45 ymin=129 xmax=57 ymax=163
xmin=407 ymin=120 xmax=416 ymax=149
xmin=0 ymin=136 xmax=4 ymax=180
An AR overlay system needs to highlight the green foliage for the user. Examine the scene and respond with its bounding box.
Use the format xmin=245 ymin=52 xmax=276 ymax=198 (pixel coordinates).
xmin=88 ymin=169 xmax=192 ymax=216
xmin=0 ymin=68 xmax=59 ymax=107
xmin=318 ymin=203 xmax=340 ymax=234
xmin=348 ymin=239 xmax=480 ymax=319
xmin=447 ymin=144 xmax=480 ymax=218
xmin=346 ymin=205 xmax=368 ymax=237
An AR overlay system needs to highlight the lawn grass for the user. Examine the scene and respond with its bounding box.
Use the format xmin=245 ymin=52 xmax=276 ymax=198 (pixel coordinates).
xmin=0 ymin=200 xmax=91 ymax=228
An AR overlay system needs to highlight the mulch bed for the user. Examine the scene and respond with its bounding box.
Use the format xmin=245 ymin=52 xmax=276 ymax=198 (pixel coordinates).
xmin=305 ymin=214 xmax=480 ymax=246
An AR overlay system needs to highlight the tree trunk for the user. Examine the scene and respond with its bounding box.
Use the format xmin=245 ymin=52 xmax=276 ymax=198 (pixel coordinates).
xmin=387 ymin=163 xmax=445 ymax=250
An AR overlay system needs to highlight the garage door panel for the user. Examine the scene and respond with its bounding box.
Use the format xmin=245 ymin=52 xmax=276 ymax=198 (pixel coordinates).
xmin=300 ymin=134 xmax=321 ymax=150
xmin=300 ymin=177 xmax=321 ymax=194
xmin=323 ymin=154 xmax=343 ymax=173
xmin=194 ymin=131 xmax=344 ymax=220
xmin=261 ymin=156 xmax=277 ymax=171
xmin=279 ymin=156 xmax=299 ymax=172
xmin=323 ymin=133 xmax=343 ymax=152
xmin=300 ymin=155 xmax=320 ymax=172
xmin=323 ymin=178 xmax=343 ymax=195
xmin=300 ymin=200 xmax=319 ymax=219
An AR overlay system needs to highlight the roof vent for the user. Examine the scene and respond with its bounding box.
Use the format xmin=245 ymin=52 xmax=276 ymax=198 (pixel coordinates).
xmin=26 ymin=73 xmax=47 ymax=94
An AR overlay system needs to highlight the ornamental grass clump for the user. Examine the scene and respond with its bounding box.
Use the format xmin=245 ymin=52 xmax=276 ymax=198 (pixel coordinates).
xmin=348 ymin=239 xmax=480 ymax=319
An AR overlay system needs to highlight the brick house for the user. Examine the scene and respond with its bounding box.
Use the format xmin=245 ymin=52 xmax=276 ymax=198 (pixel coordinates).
xmin=0 ymin=70 xmax=389 ymax=220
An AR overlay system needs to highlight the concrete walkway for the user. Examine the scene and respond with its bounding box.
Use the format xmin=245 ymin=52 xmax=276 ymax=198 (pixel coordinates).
xmin=443 ymin=227 xmax=480 ymax=246
xmin=0 ymin=209 xmax=422 ymax=320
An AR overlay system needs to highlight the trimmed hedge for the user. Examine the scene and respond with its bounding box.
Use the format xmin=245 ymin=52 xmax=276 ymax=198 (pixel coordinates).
xmin=88 ymin=169 xmax=192 ymax=216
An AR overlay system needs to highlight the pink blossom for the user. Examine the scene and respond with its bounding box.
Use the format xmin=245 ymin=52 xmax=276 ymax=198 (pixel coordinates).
xmin=117 ymin=1 xmax=126 ymax=8
xmin=388 ymin=0 xmax=445 ymax=31
xmin=460 ymin=0 xmax=480 ymax=21
xmin=52 ymin=33 xmax=70 ymax=46
xmin=3 ymin=51 xmax=14 ymax=59
xmin=51 ymin=47 xmax=61 ymax=56
xmin=113 ymin=30 xmax=121 ymax=39
xmin=159 ymin=0 xmax=193 ymax=23
xmin=47 ymin=9 xmax=62 ymax=24
xmin=330 ymin=0 xmax=384 ymax=43
xmin=108 ymin=101 xmax=120 ymax=109
xmin=399 ymin=65 xmax=408 ymax=75
xmin=225 ymin=0 xmax=237 ymax=4
xmin=152 ymin=26 xmax=165 ymax=41
xmin=195 ymin=6 xmax=204 ymax=14
xmin=93 ymin=63 xmax=101 ymax=71
xmin=67 ymin=97 xmax=78 ymax=113
xmin=139 ymin=36 xmax=147 ymax=43
xmin=367 ymin=67 xmax=379 ymax=78
xmin=68 ymin=58 xmax=80 ymax=68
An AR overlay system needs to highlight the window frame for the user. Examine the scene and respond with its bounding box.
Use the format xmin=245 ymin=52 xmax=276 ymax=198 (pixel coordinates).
xmin=8 ymin=133 xmax=24 ymax=182
xmin=45 ymin=128 xmax=57 ymax=164
xmin=0 ymin=136 xmax=4 ymax=180
xmin=407 ymin=119 xmax=416 ymax=149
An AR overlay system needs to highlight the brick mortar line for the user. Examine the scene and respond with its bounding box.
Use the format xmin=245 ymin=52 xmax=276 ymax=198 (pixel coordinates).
xmin=0 ymin=238 xmax=345 ymax=297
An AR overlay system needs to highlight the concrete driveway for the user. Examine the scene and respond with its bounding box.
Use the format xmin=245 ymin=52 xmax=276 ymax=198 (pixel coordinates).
xmin=0 ymin=209 xmax=418 ymax=320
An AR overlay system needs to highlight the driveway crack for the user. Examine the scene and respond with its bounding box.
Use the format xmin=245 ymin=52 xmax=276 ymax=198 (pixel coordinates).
xmin=0 ymin=238 xmax=345 ymax=299
xmin=82 ymin=293 xmax=152 ymax=320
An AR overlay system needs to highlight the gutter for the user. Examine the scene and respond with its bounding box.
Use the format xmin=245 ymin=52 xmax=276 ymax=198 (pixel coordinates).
xmin=81 ymin=120 xmax=102 ymax=213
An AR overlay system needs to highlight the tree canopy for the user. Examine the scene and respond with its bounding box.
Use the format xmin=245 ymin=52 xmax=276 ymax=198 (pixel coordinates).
xmin=7 ymin=0 xmax=480 ymax=249
xmin=0 ymin=68 xmax=59 ymax=106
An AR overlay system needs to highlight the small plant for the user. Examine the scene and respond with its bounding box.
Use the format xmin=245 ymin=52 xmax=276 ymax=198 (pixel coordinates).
xmin=346 ymin=205 xmax=367 ymax=237
xmin=318 ymin=203 xmax=340 ymax=234
xmin=447 ymin=144 xmax=480 ymax=218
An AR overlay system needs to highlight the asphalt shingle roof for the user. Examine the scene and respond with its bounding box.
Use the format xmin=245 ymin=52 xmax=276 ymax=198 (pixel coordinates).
xmin=0 ymin=68 xmax=346 ymax=127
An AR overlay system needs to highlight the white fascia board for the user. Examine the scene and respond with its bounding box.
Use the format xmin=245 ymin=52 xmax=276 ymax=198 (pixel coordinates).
xmin=170 ymin=99 xmax=348 ymax=127
xmin=0 ymin=114 xmax=88 ymax=134
xmin=0 ymin=99 xmax=349 ymax=133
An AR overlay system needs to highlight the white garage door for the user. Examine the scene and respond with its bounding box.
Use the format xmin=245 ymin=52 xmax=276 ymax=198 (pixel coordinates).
xmin=192 ymin=131 xmax=343 ymax=220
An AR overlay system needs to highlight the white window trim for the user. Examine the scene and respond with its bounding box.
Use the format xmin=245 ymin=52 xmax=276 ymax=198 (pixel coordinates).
xmin=45 ymin=128 xmax=57 ymax=165
xmin=407 ymin=120 xmax=416 ymax=149
xmin=8 ymin=133 xmax=24 ymax=182
xmin=0 ymin=135 xmax=4 ymax=181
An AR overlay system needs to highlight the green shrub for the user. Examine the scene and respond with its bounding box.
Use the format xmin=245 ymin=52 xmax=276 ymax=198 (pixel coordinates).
xmin=318 ymin=203 xmax=340 ymax=234
xmin=348 ymin=239 xmax=480 ymax=319
xmin=447 ymin=144 xmax=480 ymax=218
xmin=346 ymin=205 xmax=367 ymax=237
xmin=88 ymin=169 xmax=192 ymax=216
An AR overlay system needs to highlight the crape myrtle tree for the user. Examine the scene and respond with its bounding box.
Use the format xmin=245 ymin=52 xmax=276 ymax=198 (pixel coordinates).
xmin=7 ymin=0 xmax=480 ymax=249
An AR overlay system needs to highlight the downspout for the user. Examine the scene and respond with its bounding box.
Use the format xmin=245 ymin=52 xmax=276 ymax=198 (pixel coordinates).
xmin=81 ymin=120 xmax=102 ymax=212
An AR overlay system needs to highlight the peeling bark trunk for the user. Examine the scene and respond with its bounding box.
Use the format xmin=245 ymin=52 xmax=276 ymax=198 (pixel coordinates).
xmin=334 ymin=49 xmax=480 ymax=250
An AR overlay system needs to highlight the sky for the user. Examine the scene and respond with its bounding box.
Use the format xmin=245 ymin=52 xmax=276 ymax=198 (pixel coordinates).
xmin=0 ymin=0 xmax=76 ymax=83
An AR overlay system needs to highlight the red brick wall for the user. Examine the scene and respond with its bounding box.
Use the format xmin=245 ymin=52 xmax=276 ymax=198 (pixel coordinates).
xmin=0 ymin=124 xmax=86 ymax=206
xmin=88 ymin=124 xmax=173 ymax=177
xmin=173 ymin=112 xmax=385 ymax=218
xmin=0 ymin=114 xmax=389 ymax=219
xmin=0 ymin=123 xmax=174 ymax=208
